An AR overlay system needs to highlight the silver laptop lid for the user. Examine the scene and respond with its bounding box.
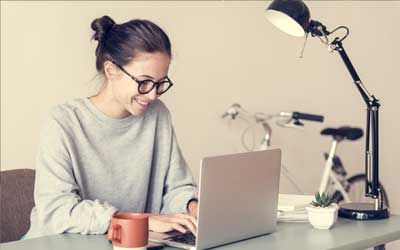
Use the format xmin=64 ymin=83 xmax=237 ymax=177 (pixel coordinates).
xmin=196 ymin=149 xmax=281 ymax=250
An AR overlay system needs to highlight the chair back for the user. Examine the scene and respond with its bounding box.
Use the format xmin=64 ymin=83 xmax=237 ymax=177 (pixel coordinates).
xmin=0 ymin=169 xmax=35 ymax=243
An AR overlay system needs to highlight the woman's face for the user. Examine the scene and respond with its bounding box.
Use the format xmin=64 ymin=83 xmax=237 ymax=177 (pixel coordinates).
xmin=107 ymin=52 xmax=171 ymax=116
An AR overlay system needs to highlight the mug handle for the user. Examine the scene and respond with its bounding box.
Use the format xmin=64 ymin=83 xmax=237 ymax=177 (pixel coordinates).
xmin=108 ymin=224 xmax=121 ymax=244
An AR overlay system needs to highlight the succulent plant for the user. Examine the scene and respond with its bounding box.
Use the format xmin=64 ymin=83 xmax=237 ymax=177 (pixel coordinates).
xmin=310 ymin=192 xmax=335 ymax=208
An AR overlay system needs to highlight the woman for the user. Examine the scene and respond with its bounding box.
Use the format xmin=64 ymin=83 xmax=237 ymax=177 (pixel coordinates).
xmin=25 ymin=16 xmax=198 ymax=239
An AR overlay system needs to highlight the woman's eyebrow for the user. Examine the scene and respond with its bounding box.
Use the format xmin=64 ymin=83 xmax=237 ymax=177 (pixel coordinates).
xmin=138 ymin=75 xmax=168 ymax=81
xmin=138 ymin=74 xmax=155 ymax=79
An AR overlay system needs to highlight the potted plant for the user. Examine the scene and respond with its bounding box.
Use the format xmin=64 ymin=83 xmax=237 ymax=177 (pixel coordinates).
xmin=306 ymin=192 xmax=339 ymax=229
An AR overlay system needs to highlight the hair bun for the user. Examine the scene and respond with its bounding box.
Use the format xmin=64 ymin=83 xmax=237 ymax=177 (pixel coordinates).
xmin=91 ymin=15 xmax=116 ymax=42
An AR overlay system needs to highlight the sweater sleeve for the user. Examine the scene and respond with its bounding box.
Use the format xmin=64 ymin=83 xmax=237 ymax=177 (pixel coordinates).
xmin=160 ymin=126 xmax=198 ymax=215
xmin=33 ymin=112 xmax=117 ymax=235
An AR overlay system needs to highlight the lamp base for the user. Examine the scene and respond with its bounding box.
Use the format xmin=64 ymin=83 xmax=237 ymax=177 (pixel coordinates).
xmin=339 ymin=202 xmax=389 ymax=220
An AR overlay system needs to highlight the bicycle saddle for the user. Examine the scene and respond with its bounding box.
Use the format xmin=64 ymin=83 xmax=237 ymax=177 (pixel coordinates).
xmin=320 ymin=126 xmax=363 ymax=140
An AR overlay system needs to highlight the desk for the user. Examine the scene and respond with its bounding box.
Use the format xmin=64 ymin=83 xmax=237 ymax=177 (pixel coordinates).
xmin=1 ymin=216 xmax=400 ymax=250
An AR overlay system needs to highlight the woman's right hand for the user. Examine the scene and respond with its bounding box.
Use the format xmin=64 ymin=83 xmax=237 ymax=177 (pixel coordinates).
xmin=149 ymin=213 xmax=198 ymax=236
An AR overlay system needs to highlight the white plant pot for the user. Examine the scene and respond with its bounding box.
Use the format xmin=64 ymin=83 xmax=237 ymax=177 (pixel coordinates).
xmin=306 ymin=204 xmax=339 ymax=229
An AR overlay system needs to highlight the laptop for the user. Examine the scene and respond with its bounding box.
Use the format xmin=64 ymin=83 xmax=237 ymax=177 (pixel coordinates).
xmin=149 ymin=149 xmax=281 ymax=250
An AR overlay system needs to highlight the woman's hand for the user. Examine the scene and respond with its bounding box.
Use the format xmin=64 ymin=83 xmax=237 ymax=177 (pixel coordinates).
xmin=187 ymin=200 xmax=198 ymax=218
xmin=149 ymin=213 xmax=198 ymax=236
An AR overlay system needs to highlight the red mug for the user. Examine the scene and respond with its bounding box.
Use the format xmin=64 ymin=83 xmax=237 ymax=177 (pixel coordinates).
xmin=108 ymin=212 xmax=149 ymax=250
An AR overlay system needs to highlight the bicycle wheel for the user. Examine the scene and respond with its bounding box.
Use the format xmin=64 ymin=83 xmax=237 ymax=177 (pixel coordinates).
xmin=333 ymin=174 xmax=390 ymax=208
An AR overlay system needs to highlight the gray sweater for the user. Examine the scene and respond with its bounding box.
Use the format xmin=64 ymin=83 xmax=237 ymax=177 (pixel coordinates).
xmin=25 ymin=98 xmax=198 ymax=239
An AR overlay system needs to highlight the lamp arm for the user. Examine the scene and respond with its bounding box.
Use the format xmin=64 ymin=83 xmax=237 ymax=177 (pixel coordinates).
xmin=330 ymin=38 xmax=378 ymax=106
xmin=329 ymin=38 xmax=382 ymax=207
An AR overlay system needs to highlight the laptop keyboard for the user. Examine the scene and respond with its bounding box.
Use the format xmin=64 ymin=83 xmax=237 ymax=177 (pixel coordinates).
xmin=169 ymin=232 xmax=196 ymax=246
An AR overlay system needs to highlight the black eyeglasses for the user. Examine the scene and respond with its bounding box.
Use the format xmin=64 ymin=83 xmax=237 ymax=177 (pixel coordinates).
xmin=112 ymin=61 xmax=173 ymax=95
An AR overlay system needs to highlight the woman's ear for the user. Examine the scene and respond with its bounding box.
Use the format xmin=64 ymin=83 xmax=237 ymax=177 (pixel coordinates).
xmin=104 ymin=60 xmax=122 ymax=81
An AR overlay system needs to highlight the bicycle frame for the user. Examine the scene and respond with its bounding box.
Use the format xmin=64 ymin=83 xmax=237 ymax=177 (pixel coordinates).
xmin=256 ymin=120 xmax=351 ymax=202
xmin=319 ymin=139 xmax=351 ymax=202
xmin=222 ymin=104 xmax=351 ymax=201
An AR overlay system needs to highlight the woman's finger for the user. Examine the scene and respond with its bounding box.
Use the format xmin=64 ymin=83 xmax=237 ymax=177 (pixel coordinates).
xmin=171 ymin=222 xmax=188 ymax=234
xmin=176 ymin=213 xmax=198 ymax=228
xmin=172 ymin=217 xmax=196 ymax=236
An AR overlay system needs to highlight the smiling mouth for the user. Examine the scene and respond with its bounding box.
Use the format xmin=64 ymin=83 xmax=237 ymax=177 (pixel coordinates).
xmin=133 ymin=97 xmax=150 ymax=107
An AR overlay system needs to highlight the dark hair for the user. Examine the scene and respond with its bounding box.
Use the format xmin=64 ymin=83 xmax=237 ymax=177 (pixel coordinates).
xmin=91 ymin=15 xmax=171 ymax=74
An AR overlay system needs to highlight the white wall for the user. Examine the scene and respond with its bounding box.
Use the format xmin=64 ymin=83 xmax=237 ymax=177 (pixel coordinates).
xmin=2 ymin=1 xmax=399 ymax=248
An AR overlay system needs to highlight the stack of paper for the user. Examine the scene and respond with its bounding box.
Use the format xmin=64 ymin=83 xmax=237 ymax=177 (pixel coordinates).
xmin=277 ymin=194 xmax=314 ymax=222
xmin=277 ymin=209 xmax=308 ymax=222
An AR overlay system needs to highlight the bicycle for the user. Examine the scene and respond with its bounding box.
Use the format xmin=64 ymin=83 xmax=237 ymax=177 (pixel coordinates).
xmin=221 ymin=103 xmax=390 ymax=208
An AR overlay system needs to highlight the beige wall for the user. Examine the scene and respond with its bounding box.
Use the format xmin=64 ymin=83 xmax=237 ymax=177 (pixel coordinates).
xmin=2 ymin=1 xmax=400 ymax=248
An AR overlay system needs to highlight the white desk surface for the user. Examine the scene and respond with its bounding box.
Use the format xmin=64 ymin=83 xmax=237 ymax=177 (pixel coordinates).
xmin=1 ymin=215 xmax=400 ymax=250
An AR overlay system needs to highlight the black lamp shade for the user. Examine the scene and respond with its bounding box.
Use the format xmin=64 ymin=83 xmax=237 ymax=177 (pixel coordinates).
xmin=265 ymin=0 xmax=311 ymax=37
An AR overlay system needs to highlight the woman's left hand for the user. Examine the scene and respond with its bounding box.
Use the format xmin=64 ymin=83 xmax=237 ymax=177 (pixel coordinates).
xmin=188 ymin=200 xmax=198 ymax=218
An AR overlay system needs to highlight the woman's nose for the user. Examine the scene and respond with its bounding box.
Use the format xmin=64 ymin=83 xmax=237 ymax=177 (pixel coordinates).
xmin=145 ymin=87 xmax=158 ymax=101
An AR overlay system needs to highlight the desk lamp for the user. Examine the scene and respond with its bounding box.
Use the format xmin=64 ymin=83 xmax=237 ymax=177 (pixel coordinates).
xmin=265 ymin=0 xmax=389 ymax=220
